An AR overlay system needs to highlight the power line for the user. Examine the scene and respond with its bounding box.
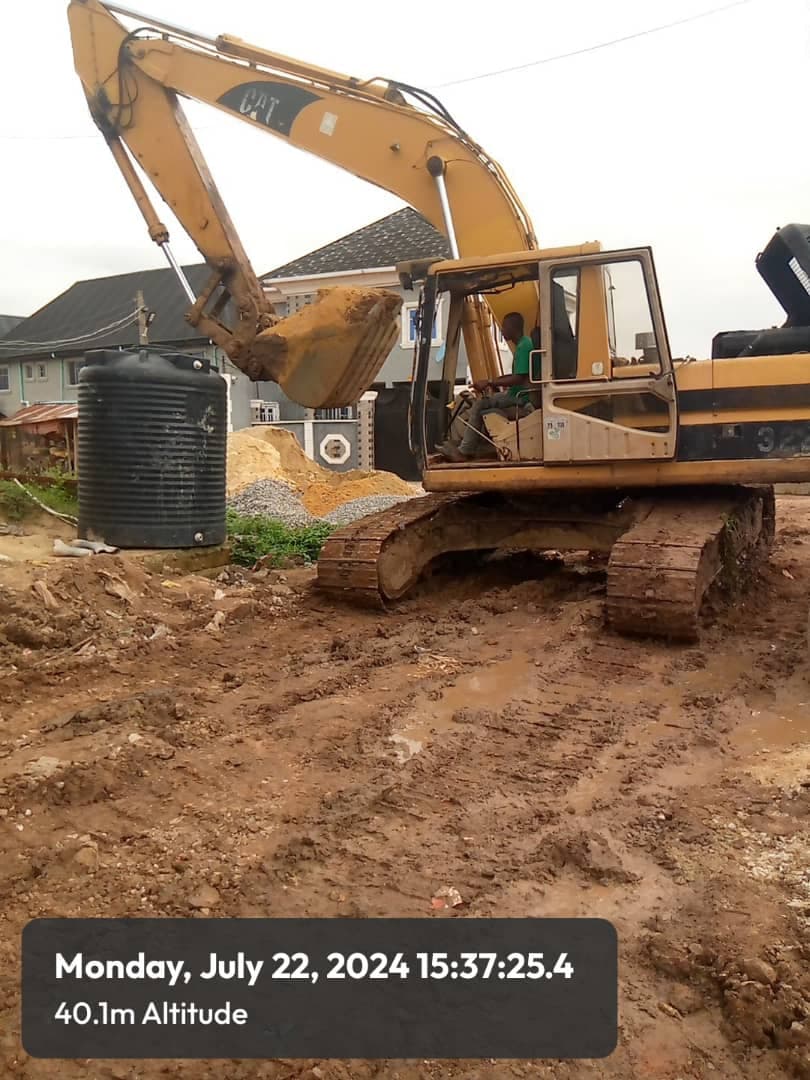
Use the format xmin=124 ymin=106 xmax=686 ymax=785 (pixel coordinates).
xmin=0 ymin=310 xmax=139 ymax=352
xmin=0 ymin=0 xmax=760 ymax=140
xmin=436 ymin=0 xmax=757 ymax=88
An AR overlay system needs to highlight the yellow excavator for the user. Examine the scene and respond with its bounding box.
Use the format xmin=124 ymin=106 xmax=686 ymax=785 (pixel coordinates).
xmin=69 ymin=0 xmax=810 ymax=640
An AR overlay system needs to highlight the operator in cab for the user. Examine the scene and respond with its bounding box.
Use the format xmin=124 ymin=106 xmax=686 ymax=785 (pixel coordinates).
xmin=439 ymin=311 xmax=534 ymax=461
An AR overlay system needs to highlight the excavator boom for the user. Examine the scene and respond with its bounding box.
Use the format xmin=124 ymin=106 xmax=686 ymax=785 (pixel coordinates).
xmin=67 ymin=0 xmax=538 ymax=406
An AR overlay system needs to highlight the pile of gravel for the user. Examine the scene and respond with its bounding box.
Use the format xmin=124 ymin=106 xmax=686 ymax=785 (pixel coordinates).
xmin=323 ymin=494 xmax=412 ymax=528
xmin=228 ymin=478 xmax=315 ymax=527
xmin=229 ymin=481 xmax=416 ymax=530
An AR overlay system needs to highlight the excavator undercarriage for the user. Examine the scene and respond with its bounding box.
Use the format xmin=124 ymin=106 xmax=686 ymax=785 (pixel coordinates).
xmin=317 ymin=486 xmax=775 ymax=642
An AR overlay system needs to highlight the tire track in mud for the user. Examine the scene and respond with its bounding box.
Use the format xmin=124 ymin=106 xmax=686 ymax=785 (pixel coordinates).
xmin=2 ymin=539 xmax=810 ymax=1079
xmin=237 ymin=625 xmax=680 ymax=922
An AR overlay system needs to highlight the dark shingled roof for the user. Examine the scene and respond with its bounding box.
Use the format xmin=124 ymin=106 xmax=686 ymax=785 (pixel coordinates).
xmin=265 ymin=208 xmax=450 ymax=279
xmin=0 ymin=315 xmax=23 ymax=338
xmin=0 ymin=264 xmax=214 ymax=359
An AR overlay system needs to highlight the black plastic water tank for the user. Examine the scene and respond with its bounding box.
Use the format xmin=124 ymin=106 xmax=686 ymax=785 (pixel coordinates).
xmin=77 ymin=349 xmax=227 ymax=548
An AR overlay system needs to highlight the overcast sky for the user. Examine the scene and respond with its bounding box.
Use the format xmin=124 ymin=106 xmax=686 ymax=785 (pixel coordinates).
xmin=1 ymin=0 xmax=807 ymax=356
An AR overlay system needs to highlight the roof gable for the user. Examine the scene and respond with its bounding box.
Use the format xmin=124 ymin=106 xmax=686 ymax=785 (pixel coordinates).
xmin=0 ymin=315 xmax=23 ymax=338
xmin=265 ymin=208 xmax=450 ymax=279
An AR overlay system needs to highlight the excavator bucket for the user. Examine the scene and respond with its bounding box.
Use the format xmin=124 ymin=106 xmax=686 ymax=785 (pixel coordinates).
xmin=251 ymin=287 xmax=403 ymax=408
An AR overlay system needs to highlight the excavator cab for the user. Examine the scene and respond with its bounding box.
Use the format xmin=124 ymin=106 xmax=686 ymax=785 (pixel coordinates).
xmin=416 ymin=247 xmax=678 ymax=469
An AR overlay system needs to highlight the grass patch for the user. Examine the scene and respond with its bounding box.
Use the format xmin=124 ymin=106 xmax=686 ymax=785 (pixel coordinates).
xmin=226 ymin=509 xmax=333 ymax=568
xmin=0 ymin=478 xmax=78 ymax=521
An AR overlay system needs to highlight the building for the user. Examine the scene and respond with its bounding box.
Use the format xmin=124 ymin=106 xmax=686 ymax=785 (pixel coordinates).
xmin=0 ymin=315 xmax=23 ymax=338
xmin=0 ymin=403 xmax=78 ymax=474
xmin=0 ymin=209 xmax=534 ymax=478
xmin=0 ymin=266 xmax=250 ymax=428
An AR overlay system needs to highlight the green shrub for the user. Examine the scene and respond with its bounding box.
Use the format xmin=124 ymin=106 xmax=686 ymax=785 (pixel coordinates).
xmin=0 ymin=478 xmax=78 ymax=522
xmin=0 ymin=481 xmax=30 ymax=521
xmin=29 ymin=480 xmax=78 ymax=519
xmin=226 ymin=509 xmax=333 ymax=567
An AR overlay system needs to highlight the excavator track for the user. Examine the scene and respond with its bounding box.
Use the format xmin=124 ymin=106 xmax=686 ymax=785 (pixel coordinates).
xmin=317 ymin=490 xmax=648 ymax=607
xmin=317 ymin=494 xmax=466 ymax=606
xmin=606 ymin=485 xmax=775 ymax=641
xmin=318 ymin=485 xmax=776 ymax=643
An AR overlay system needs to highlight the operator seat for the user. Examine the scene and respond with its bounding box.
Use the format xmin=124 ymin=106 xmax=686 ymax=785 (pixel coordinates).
xmin=530 ymin=280 xmax=578 ymax=379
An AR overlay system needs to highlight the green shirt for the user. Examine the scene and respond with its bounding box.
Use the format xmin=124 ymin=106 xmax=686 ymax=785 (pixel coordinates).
xmin=508 ymin=335 xmax=533 ymax=402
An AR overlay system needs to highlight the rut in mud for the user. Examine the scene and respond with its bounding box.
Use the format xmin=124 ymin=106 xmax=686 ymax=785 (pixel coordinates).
xmin=0 ymin=500 xmax=809 ymax=1079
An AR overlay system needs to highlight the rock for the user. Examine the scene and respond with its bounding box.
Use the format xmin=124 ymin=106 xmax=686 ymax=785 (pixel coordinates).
xmin=205 ymin=610 xmax=227 ymax=633
xmin=668 ymin=984 xmax=705 ymax=1016
xmin=269 ymin=584 xmax=294 ymax=598
xmin=189 ymin=884 xmax=221 ymax=909
xmin=24 ymin=756 xmax=62 ymax=780
xmin=222 ymin=599 xmax=256 ymax=621
xmin=31 ymin=581 xmax=60 ymax=612
xmin=739 ymin=958 xmax=778 ymax=986
xmin=103 ymin=577 xmax=137 ymax=604
xmin=277 ymin=555 xmax=307 ymax=569
xmin=127 ymin=733 xmax=143 ymax=745
xmin=73 ymin=845 xmax=99 ymax=872
xmin=431 ymin=885 xmax=464 ymax=909
xmin=658 ymin=1002 xmax=681 ymax=1019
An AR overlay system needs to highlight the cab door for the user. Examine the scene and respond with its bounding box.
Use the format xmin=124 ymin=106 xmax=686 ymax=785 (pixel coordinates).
xmin=537 ymin=248 xmax=678 ymax=464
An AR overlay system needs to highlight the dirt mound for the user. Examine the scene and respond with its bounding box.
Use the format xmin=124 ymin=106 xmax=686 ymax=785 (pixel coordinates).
xmin=227 ymin=425 xmax=415 ymax=516
xmin=3 ymin=500 xmax=810 ymax=1077
xmin=302 ymin=473 xmax=413 ymax=516
xmin=228 ymin=427 xmax=331 ymax=496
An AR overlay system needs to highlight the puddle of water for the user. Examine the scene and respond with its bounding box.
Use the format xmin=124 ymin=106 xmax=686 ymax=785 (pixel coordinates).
xmin=663 ymin=654 xmax=810 ymax=756
xmin=732 ymin=702 xmax=810 ymax=752
xmin=390 ymin=652 xmax=533 ymax=761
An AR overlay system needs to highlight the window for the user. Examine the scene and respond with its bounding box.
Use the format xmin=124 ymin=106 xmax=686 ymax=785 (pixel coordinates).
xmin=24 ymin=363 xmax=35 ymax=381
xmin=548 ymin=270 xmax=579 ymax=380
xmin=250 ymin=400 xmax=280 ymax=423
xmin=0 ymin=366 xmax=9 ymax=392
xmin=67 ymin=360 xmax=84 ymax=386
xmin=37 ymin=362 xmax=47 ymax=381
xmin=603 ymin=260 xmax=659 ymax=371
xmin=548 ymin=258 xmax=659 ymax=380
xmin=402 ymin=300 xmax=442 ymax=348
xmin=315 ymin=406 xmax=353 ymax=421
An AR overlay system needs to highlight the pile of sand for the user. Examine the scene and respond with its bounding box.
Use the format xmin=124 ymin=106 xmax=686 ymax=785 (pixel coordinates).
xmin=228 ymin=427 xmax=322 ymax=495
xmin=227 ymin=426 xmax=413 ymax=514
xmin=301 ymin=473 xmax=412 ymax=516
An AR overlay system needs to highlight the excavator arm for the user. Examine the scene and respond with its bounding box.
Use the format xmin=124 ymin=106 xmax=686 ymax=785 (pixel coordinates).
xmin=67 ymin=0 xmax=538 ymax=406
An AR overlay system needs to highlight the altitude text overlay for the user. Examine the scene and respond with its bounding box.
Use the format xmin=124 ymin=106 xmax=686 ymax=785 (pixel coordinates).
xmin=23 ymin=918 xmax=617 ymax=1058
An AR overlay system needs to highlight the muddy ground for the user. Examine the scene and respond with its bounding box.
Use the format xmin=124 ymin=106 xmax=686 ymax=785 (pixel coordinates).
xmin=0 ymin=498 xmax=809 ymax=1080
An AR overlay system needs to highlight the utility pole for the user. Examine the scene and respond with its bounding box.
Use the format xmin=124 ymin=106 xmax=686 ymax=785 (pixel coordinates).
xmin=136 ymin=289 xmax=149 ymax=346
